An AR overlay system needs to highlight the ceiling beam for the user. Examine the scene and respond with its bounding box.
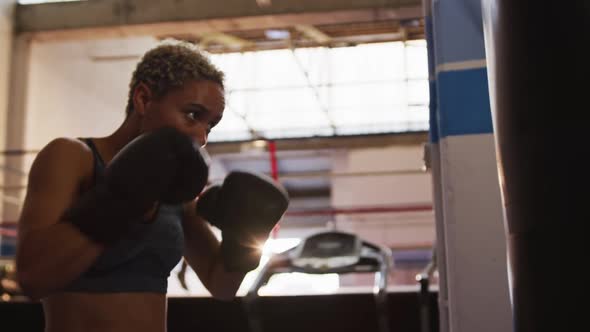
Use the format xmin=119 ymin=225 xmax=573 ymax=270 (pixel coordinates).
xmin=294 ymin=24 xmax=331 ymax=43
xmin=198 ymin=32 xmax=254 ymax=50
xmin=206 ymin=131 xmax=428 ymax=155
xmin=16 ymin=0 xmax=422 ymax=41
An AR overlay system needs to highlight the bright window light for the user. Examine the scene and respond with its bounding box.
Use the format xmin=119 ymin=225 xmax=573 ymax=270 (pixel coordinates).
xmin=18 ymin=0 xmax=84 ymax=4
xmin=208 ymin=40 xmax=429 ymax=142
xmin=258 ymin=272 xmax=340 ymax=296
xmin=168 ymin=238 xmax=303 ymax=297
xmin=261 ymin=238 xmax=301 ymax=255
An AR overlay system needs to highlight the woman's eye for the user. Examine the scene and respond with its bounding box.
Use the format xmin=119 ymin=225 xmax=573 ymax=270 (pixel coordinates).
xmin=186 ymin=111 xmax=199 ymax=120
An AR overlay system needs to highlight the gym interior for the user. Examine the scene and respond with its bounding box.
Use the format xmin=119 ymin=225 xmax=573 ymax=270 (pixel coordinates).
xmin=0 ymin=1 xmax=585 ymax=331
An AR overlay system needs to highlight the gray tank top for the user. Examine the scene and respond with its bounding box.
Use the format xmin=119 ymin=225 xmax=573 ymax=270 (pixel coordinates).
xmin=63 ymin=138 xmax=185 ymax=293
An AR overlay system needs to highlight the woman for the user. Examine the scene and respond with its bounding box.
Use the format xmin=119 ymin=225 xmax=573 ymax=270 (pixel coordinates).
xmin=15 ymin=42 xmax=248 ymax=332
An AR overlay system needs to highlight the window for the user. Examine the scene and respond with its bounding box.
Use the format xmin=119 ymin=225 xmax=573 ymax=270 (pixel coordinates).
xmin=208 ymin=40 xmax=429 ymax=142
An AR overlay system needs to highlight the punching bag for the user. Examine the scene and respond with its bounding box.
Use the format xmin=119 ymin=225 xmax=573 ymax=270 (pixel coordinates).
xmin=482 ymin=1 xmax=589 ymax=331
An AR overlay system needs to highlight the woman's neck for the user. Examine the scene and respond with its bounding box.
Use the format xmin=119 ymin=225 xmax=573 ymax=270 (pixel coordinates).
xmin=95 ymin=116 xmax=142 ymax=164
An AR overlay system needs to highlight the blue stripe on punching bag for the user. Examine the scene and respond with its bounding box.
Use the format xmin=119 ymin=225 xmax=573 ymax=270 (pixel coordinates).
xmin=437 ymin=68 xmax=494 ymax=137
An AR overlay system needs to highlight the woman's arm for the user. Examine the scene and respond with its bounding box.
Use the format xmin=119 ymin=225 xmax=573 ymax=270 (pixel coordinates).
xmin=16 ymin=138 xmax=104 ymax=300
xmin=181 ymin=200 xmax=246 ymax=301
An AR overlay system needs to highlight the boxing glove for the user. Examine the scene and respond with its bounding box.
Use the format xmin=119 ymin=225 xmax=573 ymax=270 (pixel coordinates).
xmin=196 ymin=171 xmax=289 ymax=272
xmin=65 ymin=127 xmax=209 ymax=245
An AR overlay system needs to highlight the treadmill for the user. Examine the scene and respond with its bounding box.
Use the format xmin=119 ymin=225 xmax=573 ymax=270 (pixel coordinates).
xmin=244 ymin=231 xmax=393 ymax=332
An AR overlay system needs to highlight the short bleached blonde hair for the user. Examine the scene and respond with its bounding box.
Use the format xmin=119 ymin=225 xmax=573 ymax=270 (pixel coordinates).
xmin=125 ymin=41 xmax=224 ymax=115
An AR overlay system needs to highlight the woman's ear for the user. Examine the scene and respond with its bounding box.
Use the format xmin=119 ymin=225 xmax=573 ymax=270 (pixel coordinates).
xmin=132 ymin=82 xmax=153 ymax=116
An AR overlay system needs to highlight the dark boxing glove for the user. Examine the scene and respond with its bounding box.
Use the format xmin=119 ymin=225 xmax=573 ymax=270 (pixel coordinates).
xmin=196 ymin=171 xmax=289 ymax=272
xmin=65 ymin=127 xmax=209 ymax=245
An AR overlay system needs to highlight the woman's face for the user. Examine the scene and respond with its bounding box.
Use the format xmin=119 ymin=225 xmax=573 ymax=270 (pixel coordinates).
xmin=134 ymin=79 xmax=225 ymax=147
